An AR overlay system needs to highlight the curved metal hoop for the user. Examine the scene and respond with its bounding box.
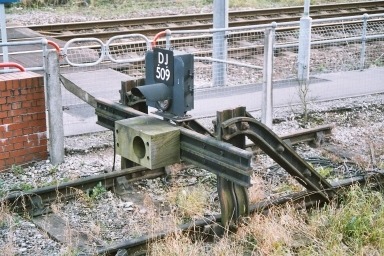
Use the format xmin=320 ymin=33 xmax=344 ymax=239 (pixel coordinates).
xmin=106 ymin=34 xmax=151 ymax=64
xmin=63 ymin=38 xmax=106 ymax=67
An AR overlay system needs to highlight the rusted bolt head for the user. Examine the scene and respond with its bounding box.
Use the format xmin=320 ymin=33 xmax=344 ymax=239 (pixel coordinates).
xmin=276 ymin=145 xmax=284 ymax=153
xmin=240 ymin=122 xmax=250 ymax=130
xmin=228 ymin=124 xmax=237 ymax=134
xmin=303 ymin=169 xmax=312 ymax=177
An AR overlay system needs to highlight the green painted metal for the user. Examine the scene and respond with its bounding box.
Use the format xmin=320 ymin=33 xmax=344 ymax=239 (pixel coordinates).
xmin=221 ymin=116 xmax=336 ymax=202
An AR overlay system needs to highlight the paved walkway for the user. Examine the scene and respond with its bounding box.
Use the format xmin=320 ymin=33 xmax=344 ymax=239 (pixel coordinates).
xmin=190 ymin=67 xmax=384 ymax=118
xmin=63 ymin=67 xmax=384 ymax=136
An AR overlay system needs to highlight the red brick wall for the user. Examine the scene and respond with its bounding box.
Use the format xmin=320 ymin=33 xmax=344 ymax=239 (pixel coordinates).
xmin=0 ymin=72 xmax=47 ymax=171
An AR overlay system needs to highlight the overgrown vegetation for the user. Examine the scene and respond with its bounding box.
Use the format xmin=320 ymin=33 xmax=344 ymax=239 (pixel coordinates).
xmin=11 ymin=164 xmax=24 ymax=176
xmin=88 ymin=181 xmax=107 ymax=200
xmin=297 ymin=78 xmax=312 ymax=125
xmin=167 ymin=183 xmax=211 ymax=221
xmin=150 ymin=185 xmax=384 ymax=255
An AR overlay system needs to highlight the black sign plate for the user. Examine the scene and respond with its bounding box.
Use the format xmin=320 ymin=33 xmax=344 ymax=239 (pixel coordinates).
xmin=153 ymin=48 xmax=174 ymax=86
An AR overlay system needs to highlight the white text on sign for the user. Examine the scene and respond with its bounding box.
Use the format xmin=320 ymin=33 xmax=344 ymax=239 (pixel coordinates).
xmin=156 ymin=52 xmax=171 ymax=81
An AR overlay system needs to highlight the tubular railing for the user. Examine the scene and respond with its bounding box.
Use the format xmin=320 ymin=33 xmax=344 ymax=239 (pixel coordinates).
xmin=0 ymin=38 xmax=61 ymax=73
xmin=59 ymin=12 xmax=384 ymax=85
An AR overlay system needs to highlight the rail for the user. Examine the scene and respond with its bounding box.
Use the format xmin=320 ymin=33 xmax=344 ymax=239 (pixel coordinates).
xmin=20 ymin=1 xmax=384 ymax=41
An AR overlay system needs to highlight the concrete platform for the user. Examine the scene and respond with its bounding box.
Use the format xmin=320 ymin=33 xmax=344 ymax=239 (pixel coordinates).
xmin=190 ymin=67 xmax=384 ymax=118
xmin=61 ymin=69 xmax=133 ymax=136
xmin=62 ymin=67 xmax=384 ymax=136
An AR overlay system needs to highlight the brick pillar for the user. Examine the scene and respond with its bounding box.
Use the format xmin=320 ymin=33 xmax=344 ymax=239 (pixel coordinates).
xmin=0 ymin=72 xmax=47 ymax=171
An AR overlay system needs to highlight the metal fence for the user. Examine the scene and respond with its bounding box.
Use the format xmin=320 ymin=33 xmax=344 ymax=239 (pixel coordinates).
xmin=0 ymin=38 xmax=51 ymax=73
xmin=59 ymin=12 xmax=384 ymax=134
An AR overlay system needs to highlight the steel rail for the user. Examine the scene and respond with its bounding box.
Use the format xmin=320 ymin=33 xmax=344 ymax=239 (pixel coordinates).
xmin=1 ymin=121 xmax=335 ymax=218
xmin=43 ymin=10 xmax=384 ymax=41
xmin=248 ymin=123 xmax=334 ymax=149
xmin=2 ymin=166 xmax=164 ymax=217
xmin=95 ymin=169 xmax=384 ymax=256
xmin=18 ymin=1 xmax=384 ymax=34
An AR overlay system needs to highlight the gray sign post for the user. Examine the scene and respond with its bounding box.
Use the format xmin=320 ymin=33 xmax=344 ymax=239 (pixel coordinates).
xmin=46 ymin=51 xmax=64 ymax=165
xmin=298 ymin=0 xmax=312 ymax=84
xmin=261 ymin=25 xmax=276 ymax=128
xmin=212 ymin=0 xmax=228 ymax=87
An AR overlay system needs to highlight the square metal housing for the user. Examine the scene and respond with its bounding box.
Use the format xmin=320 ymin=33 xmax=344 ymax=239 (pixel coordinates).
xmin=115 ymin=116 xmax=180 ymax=169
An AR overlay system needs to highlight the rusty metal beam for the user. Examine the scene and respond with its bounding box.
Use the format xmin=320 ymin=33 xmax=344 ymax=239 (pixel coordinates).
xmin=60 ymin=74 xmax=97 ymax=108
xmin=180 ymin=127 xmax=253 ymax=187
xmin=220 ymin=116 xmax=335 ymax=202
xmin=95 ymin=98 xmax=145 ymax=130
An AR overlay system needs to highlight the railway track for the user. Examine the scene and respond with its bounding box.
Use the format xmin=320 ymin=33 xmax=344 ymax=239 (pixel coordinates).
xmin=4 ymin=124 xmax=334 ymax=216
xmin=3 ymin=122 xmax=384 ymax=255
xmin=96 ymin=169 xmax=384 ymax=256
xmin=0 ymin=125 xmax=333 ymax=251
xmin=1 ymin=3 xmax=383 ymax=255
xmin=10 ymin=1 xmax=384 ymax=41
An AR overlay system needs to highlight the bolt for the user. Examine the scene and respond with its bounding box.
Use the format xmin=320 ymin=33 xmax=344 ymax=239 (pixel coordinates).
xmin=240 ymin=122 xmax=249 ymax=130
xmin=276 ymin=145 xmax=284 ymax=153
xmin=223 ymin=135 xmax=231 ymax=140
xmin=228 ymin=124 xmax=237 ymax=134
xmin=303 ymin=169 xmax=311 ymax=177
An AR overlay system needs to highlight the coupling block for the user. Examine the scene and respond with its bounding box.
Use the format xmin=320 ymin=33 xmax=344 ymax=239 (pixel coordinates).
xmin=115 ymin=116 xmax=180 ymax=169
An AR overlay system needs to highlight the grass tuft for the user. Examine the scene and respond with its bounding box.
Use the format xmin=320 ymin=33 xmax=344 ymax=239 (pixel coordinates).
xmin=167 ymin=183 xmax=211 ymax=220
xmin=150 ymin=185 xmax=384 ymax=255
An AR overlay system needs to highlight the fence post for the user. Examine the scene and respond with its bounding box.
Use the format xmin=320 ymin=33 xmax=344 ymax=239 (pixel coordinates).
xmin=298 ymin=0 xmax=312 ymax=83
xmin=212 ymin=0 xmax=228 ymax=87
xmin=359 ymin=13 xmax=368 ymax=70
xmin=46 ymin=51 xmax=64 ymax=165
xmin=261 ymin=24 xmax=276 ymax=128
xmin=0 ymin=4 xmax=9 ymax=64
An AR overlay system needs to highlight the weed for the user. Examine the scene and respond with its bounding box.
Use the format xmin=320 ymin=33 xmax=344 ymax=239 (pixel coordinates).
xmin=373 ymin=53 xmax=384 ymax=67
xmin=49 ymin=165 xmax=58 ymax=175
xmin=62 ymin=177 xmax=71 ymax=183
xmin=316 ymin=166 xmax=333 ymax=178
xmin=149 ymin=233 xmax=206 ymax=255
xmin=167 ymin=183 xmax=210 ymax=220
xmin=273 ymin=181 xmax=302 ymax=194
xmin=89 ymin=182 xmax=107 ymax=200
xmin=0 ymin=179 xmax=5 ymax=197
xmin=316 ymin=63 xmax=327 ymax=72
xmin=12 ymin=214 xmax=23 ymax=227
xmin=305 ymin=186 xmax=384 ymax=254
xmin=40 ymin=180 xmax=59 ymax=187
xmin=59 ymin=247 xmax=83 ymax=256
xmin=297 ymin=78 xmax=311 ymax=125
xmin=11 ymin=165 xmax=24 ymax=175
xmin=10 ymin=182 xmax=34 ymax=191
xmin=19 ymin=183 xmax=34 ymax=191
